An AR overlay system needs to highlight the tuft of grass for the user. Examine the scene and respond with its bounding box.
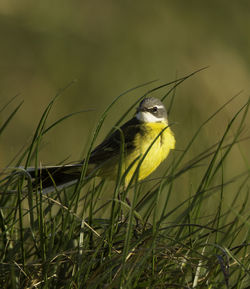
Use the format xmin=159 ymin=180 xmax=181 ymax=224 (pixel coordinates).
xmin=0 ymin=71 xmax=249 ymax=288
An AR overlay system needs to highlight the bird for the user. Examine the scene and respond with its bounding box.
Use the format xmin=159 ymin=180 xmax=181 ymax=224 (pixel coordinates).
xmin=27 ymin=97 xmax=176 ymax=193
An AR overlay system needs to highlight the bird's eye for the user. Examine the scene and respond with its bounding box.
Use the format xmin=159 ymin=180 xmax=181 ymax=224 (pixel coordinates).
xmin=151 ymin=106 xmax=158 ymax=113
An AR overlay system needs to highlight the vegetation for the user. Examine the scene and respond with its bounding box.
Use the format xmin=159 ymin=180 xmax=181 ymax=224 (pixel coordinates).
xmin=0 ymin=74 xmax=249 ymax=288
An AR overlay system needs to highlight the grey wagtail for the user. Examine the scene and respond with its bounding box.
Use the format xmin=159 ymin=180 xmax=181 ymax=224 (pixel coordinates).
xmin=27 ymin=97 xmax=175 ymax=192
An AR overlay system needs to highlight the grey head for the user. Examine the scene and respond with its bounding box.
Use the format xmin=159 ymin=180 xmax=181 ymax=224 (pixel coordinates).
xmin=136 ymin=97 xmax=168 ymax=123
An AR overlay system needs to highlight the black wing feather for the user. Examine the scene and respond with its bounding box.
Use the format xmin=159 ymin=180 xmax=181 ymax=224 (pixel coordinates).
xmin=89 ymin=117 xmax=142 ymax=164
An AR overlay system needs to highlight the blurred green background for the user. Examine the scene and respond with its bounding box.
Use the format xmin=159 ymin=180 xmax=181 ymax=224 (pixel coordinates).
xmin=0 ymin=1 xmax=249 ymax=200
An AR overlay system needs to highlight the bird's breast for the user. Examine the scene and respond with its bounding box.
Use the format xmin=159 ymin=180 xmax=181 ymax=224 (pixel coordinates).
xmin=124 ymin=122 xmax=175 ymax=184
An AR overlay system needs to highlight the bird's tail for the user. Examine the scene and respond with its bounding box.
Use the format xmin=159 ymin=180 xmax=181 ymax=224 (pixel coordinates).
xmin=26 ymin=164 xmax=83 ymax=193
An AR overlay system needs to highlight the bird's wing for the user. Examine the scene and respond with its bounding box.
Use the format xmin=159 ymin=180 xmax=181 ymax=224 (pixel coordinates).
xmin=89 ymin=117 xmax=141 ymax=164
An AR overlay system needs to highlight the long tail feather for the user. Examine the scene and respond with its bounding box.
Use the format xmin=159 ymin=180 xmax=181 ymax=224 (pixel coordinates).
xmin=27 ymin=164 xmax=82 ymax=192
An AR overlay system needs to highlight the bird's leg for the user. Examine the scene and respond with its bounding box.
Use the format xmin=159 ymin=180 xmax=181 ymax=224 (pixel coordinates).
xmin=125 ymin=194 xmax=140 ymax=229
xmin=118 ymin=190 xmax=126 ymax=223
xmin=118 ymin=185 xmax=140 ymax=229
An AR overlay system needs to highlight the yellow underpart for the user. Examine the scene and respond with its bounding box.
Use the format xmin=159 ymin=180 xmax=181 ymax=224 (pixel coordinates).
xmin=98 ymin=122 xmax=175 ymax=186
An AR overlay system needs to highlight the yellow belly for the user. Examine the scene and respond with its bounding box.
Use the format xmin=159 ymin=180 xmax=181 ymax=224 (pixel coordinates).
xmin=98 ymin=122 xmax=175 ymax=186
xmin=124 ymin=123 xmax=175 ymax=185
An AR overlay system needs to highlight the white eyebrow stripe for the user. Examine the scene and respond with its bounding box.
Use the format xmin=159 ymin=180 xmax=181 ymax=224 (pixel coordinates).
xmin=149 ymin=104 xmax=164 ymax=109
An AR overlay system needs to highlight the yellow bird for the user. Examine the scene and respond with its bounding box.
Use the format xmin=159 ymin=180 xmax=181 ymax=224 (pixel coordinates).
xmin=28 ymin=97 xmax=175 ymax=192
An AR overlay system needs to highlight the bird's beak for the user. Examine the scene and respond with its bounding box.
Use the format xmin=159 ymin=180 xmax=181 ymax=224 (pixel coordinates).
xmin=136 ymin=107 xmax=147 ymax=113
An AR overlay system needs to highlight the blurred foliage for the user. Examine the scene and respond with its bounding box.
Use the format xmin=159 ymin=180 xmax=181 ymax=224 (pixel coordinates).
xmin=0 ymin=1 xmax=249 ymax=197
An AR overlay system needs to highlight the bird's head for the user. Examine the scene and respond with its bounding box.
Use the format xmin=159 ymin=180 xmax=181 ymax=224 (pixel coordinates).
xmin=136 ymin=97 xmax=168 ymax=123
